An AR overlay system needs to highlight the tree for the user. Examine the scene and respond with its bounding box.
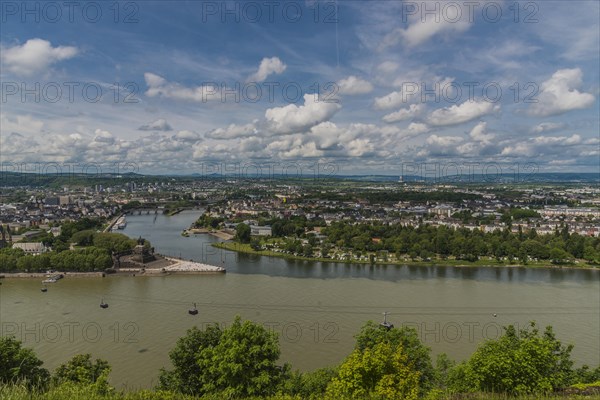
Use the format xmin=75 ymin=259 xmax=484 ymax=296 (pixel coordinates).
xmin=70 ymin=230 xmax=97 ymax=246
xmin=0 ymin=336 xmax=49 ymax=388
xmin=325 ymin=341 xmax=420 ymax=400
xmin=284 ymin=367 xmax=337 ymax=399
xmin=158 ymin=324 xmax=222 ymax=395
xmin=53 ymin=354 xmax=112 ymax=395
xmin=250 ymin=237 xmax=262 ymax=251
xmin=93 ymin=233 xmax=137 ymax=253
xmin=53 ymin=353 xmax=110 ymax=385
xmin=159 ymin=317 xmax=287 ymax=397
xmin=235 ymin=224 xmax=251 ymax=244
xmin=448 ymin=322 xmax=574 ymax=395
xmin=550 ymin=247 xmax=572 ymax=264
xmin=353 ymin=321 xmax=435 ymax=395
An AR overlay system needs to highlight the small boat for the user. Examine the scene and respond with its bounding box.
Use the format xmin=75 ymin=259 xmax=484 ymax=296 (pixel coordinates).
xmin=188 ymin=303 xmax=198 ymax=315
xmin=42 ymin=278 xmax=56 ymax=284
xmin=41 ymin=285 xmax=48 ymax=292
xmin=100 ymin=298 xmax=109 ymax=309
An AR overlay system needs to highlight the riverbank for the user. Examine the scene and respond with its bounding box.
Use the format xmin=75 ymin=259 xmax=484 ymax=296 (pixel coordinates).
xmin=0 ymin=271 xmax=106 ymax=279
xmin=159 ymin=256 xmax=225 ymax=273
xmin=0 ymin=257 xmax=224 ymax=279
xmin=212 ymin=242 xmax=600 ymax=270
xmin=183 ymin=227 xmax=235 ymax=240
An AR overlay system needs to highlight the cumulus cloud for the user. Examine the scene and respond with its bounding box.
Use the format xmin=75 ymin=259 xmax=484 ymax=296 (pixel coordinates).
xmin=418 ymin=134 xmax=465 ymax=156
xmin=374 ymin=91 xmax=406 ymax=110
xmin=501 ymin=134 xmax=583 ymax=157
xmin=247 ymin=57 xmax=287 ymax=83
xmin=376 ymin=61 xmax=399 ymax=74
xmin=144 ymin=73 xmax=220 ymax=102
xmin=528 ymin=68 xmax=595 ymax=117
xmin=468 ymin=121 xmax=495 ymax=144
xmin=427 ymin=100 xmax=499 ymax=127
xmin=0 ymin=114 xmax=45 ymax=135
xmin=383 ymin=104 xmax=425 ymax=122
xmin=530 ymin=122 xmax=566 ymax=134
xmin=138 ymin=118 xmax=173 ymax=131
xmin=374 ymin=76 xmax=454 ymax=110
xmin=265 ymin=94 xmax=341 ymax=134
xmin=337 ymin=76 xmax=374 ymax=95
xmin=93 ymin=129 xmax=116 ymax=144
xmin=0 ymin=38 xmax=78 ymax=76
xmin=380 ymin=4 xmax=471 ymax=48
xmin=173 ymin=130 xmax=201 ymax=142
xmin=205 ymin=121 xmax=259 ymax=139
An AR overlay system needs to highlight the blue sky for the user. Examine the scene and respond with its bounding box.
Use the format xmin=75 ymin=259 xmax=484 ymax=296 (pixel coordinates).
xmin=1 ymin=0 xmax=598 ymax=176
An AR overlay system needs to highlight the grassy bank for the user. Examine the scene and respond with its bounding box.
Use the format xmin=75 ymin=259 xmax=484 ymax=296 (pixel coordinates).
xmin=1 ymin=384 xmax=598 ymax=400
xmin=212 ymin=242 xmax=599 ymax=269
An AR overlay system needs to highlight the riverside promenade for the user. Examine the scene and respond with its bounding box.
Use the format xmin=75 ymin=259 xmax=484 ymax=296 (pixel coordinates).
xmin=144 ymin=256 xmax=225 ymax=274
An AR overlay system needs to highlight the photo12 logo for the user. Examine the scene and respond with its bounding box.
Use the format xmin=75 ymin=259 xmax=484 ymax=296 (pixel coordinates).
xmin=395 ymin=81 xmax=539 ymax=105
xmin=1 ymin=321 xmax=140 ymax=344
xmin=397 ymin=2 xmax=539 ymax=24
xmin=1 ymin=1 xmax=140 ymax=23
xmin=199 ymin=1 xmax=339 ymax=24
xmin=400 ymin=162 xmax=539 ymax=183
xmin=1 ymin=81 xmax=140 ymax=104
xmin=0 ymin=162 xmax=140 ymax=184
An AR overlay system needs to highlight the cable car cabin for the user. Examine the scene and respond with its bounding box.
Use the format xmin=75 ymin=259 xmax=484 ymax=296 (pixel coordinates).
xmin=380 ymin=312 xmax=394 ymax=330
xmin=380 ymin=321 xmax=394 ymax=330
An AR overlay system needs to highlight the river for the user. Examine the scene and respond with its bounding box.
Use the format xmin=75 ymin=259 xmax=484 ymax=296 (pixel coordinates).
xmin=1 ymin=210 xmax=598 ymax=390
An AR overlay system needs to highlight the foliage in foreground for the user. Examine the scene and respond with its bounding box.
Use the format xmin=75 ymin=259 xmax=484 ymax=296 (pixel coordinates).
xmin=2 ymin=318 xmax=600 ymax=400
xmin=0 ymin=383 xmax=599 ymax=400
xmin=447 ymin=323 xmax=575 ymax=394
xmin=157 ymin=316 xmax=288 ymax=397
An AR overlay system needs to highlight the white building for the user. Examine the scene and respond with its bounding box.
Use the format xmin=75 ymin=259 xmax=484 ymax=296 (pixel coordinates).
xmin=12 ymin=242 xmax=51 ymax=255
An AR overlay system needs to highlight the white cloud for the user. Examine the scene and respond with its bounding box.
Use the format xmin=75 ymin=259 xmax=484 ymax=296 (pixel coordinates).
xmin=173 ymin=130 xmax=201 ymax=142
xmin=138 ymin=118 xmax=173 ymax=131
xmin=0 ymin=114 xmax=45 ymax=135
xmin=427 ymin=100 xmax=499 ymax=127
xmin=374 ymin=76 xmax=454 ymax=110
xmin=468 ymin=121 xmax=495 ymax=144
xmin=247 ymin=57 xmax=287 ymax=83
xmin=376 ymin=61 xmax=399 ymax=74
xmin=205 ymin=121 xmax=259 ymax=139
xmin=418 ymin=134 xmax=464 ymax=157
xmin=93 ymin=129 xmax=115 ymax=144
xmin=374 ymin=91 xmax=405 ymax=110
xmin=0 ymin=38 xmax=78 ymax=76
xmin=530 ymin=122 xmax=566 ymax=134
xmin=265 ymin=94 xmax=341 ymax=134
xmin=337 ymin=76 xmax=374 ymax=95
xmin=380 ymin=4 xmax=471 ymax=49
xmin=144 ymin=73 xmax=220 ymax=102
xmin=383 ymin=104 xmax=425 ymax=122
xmin=501 ymin=134 xmax=583 ymax=157
xmin=528 ymin=68 xmax=595 ymax=117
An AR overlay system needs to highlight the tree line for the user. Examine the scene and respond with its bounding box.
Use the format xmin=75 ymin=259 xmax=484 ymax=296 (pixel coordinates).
xmin=321 ymin=221 xmax=599 ymax=264
xmin=0 ymin=230 xmax=139 ymax=273
xmin=2 ymin=318 xmax=599 ymax=399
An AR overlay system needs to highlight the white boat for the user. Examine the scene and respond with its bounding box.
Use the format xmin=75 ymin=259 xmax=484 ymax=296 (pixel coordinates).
xmin=116 ymin=216 xmax=127 ymax=229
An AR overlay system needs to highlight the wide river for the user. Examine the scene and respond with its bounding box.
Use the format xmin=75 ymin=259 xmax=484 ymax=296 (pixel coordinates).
xmin=1 ymin=210 xmax=599 ymax=389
